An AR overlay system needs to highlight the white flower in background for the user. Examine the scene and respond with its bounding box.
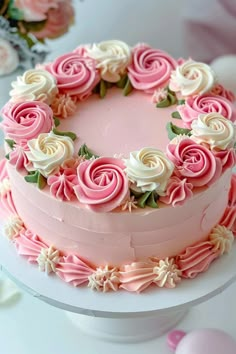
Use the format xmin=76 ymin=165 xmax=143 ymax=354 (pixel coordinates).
xmin=191 ymin=113 xmax=236 ymax=150
xmin=0 ymin=178 xmax=11 ymax=197
xmin=169 ymin=59 xmax=216 ymax=96
xmin=26 ymin=132 xmax=74 ymax=177
xmin=0 ymin=39 xmax=19 ymax=76
xmin=153 ymin=258 xmax=182 ymax=288
xmin=3 ymin=215 xmax=24 ymax=240
xmin=88 ymin=265 xmax=120 ymax=292
xmin=124 ymin=147 xmax=174 ymax=194
xmin=209 ymin=225 xmax=234 ymax=255
xmin=10 ymin=69 xmax=58 ymax=104
xmin=86 ymin=40 xmax=131 ymax=82
xmin=37 ymin=246 xmax=60 ymax=274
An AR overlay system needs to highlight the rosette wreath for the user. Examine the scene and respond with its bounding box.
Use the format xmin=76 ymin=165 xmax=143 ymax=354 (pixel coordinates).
xmin=0 ymin=0 xmax=74 ymax=75
xmin=0 ymin=40 xmax=236 ymax=293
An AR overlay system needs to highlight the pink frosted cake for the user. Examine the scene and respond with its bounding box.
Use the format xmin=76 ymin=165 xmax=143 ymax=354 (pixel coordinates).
xmin=0 ymin=40 xmax=236 ymax=293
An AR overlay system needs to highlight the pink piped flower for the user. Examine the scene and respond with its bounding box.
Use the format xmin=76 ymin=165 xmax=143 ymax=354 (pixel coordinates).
xmin=47 ymin=169 xmax=78 ymax=201
xmin=45 ymin=51 xmax=100 ymax=100
xmin=210 ymin=83 xmax=235 ymax=103
xmin=127 ymin=44 xmax=177 ymax=93
xmin=74 ymin=157 xmax=129 ymax=212
xmin=176 ymin=241 xmax=220 ymax=278
xmin=212 ymin=148 xmax=236 ymax=174
xmin=159 ymin=176 xmax=193 ymax=207
xmin=0 ymin=159 xmax=8 ymax=182
xmin=14 ymin=228 xmax=48 ymax=263
xmin=167 ymin=138 xmax=220 ymax=187
xmin=8 ymin=140 xmax=30 ymax=171
xmin=56 ymin=254 xmax=95 ymax=287
xmin=51 ymin=93 xmax=77 ymax=119
xmin=219 ymin=174 xmax=236 ymax=235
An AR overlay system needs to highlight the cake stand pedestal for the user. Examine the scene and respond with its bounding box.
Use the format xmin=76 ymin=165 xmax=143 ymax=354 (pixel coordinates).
xmin=0 ymin=235 xmax=236 ymax=346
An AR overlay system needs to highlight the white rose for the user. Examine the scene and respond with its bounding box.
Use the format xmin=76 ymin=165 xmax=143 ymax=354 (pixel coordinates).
xmin=169 ymin=59 xmax=216 ymax=96
xmin=0 ymin=39 xmax=19 ymax=76
xmin=10 ymin=69 xmax=58 ymax=104
xmin=191 ymin=112 xmax=236 ymax=150
xmin=26 ymin=132 xmax=74 ymax=177
xmin=124 ymin=147 xmax=174 ymax=194
xmin=86 ymin=40 xmax=131 ymax=82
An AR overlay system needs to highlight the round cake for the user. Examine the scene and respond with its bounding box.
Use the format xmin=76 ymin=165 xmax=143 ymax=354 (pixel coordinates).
xmin=0 ymin=40 xmax=236 ymax=293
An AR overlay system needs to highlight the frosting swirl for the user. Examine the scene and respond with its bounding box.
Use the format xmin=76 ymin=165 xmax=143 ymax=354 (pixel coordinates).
xmin=220 ymin=206 xmax=236 ymax=236
xmin=10 ymin=69 xmax=58 ymax=104
xmin=169 ymin=59 xmax=216 ymax=96
xmin=15 ymin=229 xmax=48 ymax=263
xmin=86 ymin=40 xmax=131 ymax=82
xmin=56 ymin=255 xmax=94 ymax=287
xmin=26 ymin=132 xmax=74 ymax=177
xmin=48 ymin=169 xmax=78 ymax=201
xmin=45 ymin=52 xmax=100 ymax=100
xmin=88 ymin=265 xmax=120 ymax=292
xmin=191 ymin=113 xmax=236 ymax=150
xmin=153 ymin=258 xmax=181 ymax=288
xmin=128 ymin=44 xmax=177 ymax=93
xmin=124 ymin=147 xmax=174 ymax=194
xmin=177 ymin=94 xmax=236 ymax=129
xmin=167 ymin=138 xmax=218 ymax=187
xmin=159 ymin=176 xmax=193 ymax=207
xmin=209 ymin=225 xmax=234 ymax=255
xmin=1 ymin=101 xmax=53 ymax=143
xmin=3 ymin=215 xmax=24 ymax=240
xmin=74 ymin=157 xmax=129 ymax=212
xmin=177 ymin=241 xmax=220 ymax=278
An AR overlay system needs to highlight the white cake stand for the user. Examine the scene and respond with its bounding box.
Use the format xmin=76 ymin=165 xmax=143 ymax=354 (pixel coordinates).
xmin=0 ymin=234 xmax=236 ymax=345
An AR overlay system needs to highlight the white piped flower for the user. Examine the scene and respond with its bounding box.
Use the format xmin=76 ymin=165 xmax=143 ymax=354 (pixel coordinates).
xmin=3 ymin=215 xmax=24 ymax=240
xmin=37 ymin=246 xmax=60 ymax=274
xmin=0 ymin=178 xmax=11 ymax=197
xmin=121 ymin=195 xmax=138 ymax=213
xmin=209 ymin=225 xmax=234 ymax=255
xmin=88 ymin=265 xmax=120 ymax=292
xmin=153 ymin=258 xmax=182 ymax=288
xmin=152 ymin=88 xmax=168 ymax=104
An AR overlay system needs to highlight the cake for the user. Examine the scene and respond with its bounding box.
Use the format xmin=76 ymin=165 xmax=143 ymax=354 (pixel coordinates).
xmin=0 ymin=40 xmax=236 ymax=293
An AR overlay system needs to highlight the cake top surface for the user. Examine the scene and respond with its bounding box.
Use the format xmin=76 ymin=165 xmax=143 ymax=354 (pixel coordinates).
xmin=0 ymin=39 xmax=236 ymax=213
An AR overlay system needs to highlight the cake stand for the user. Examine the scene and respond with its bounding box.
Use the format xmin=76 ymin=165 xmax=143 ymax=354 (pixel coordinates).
xmin=0 ymin=233 xmax=236 ymax=348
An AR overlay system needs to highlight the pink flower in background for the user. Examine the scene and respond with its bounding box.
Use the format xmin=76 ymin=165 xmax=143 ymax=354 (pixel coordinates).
xmin=32 ymin=0 xmax=74 ymax=40
xmin=14 ymin=0 xmax=59 ymax=21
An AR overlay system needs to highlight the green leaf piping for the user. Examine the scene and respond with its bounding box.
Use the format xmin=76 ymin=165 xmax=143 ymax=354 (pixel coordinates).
xmin=116 ymin=74 xmax=128 ymax=89
xmin=53 ymin=117 xmax=60 ymax=127
xmin=24 ymin=171 xmax=47 ymax=189
xmin=78 ymin=144 xmax=99 ymax=160
xmin=123 ymin=77 xmax=133 ymax=96
xmin=52 ymin=128 xmax=77 ymax=141
xmin=177 ymin=99 xmax=185 ymax=105
xmin=171 ymin=111 xmax=182 ymax=119
xmin=5 ymin=139 xmax=16 ymax=149
xmin=100 ymin=79 xmax=107 ymax=98
xmin=166 ymin=122 xmax=191 ymax=140
xmin=137 ymin=191 xmax=158 ymax=208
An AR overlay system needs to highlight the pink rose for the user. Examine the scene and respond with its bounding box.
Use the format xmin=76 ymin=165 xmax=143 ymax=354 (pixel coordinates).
xmin=159 ymin=176 xmax=193 ymax=207
xmin=127 ymin=44 xmax=177 ymax=93
xmin=74 ymin=157 xmax=129 ymax=212
xmin=178 ymin=94 xmax=236 ymax=129
xmin=32 ymin=0 xmax=74 ymax=39
xmin=210 ymin=83 xmax=235 ymax=103
xmin=176 ymin=241 xmax=220 ymax=279
xmin=0 ymin=101 xmax=53 ymax=143
xmin=166 ymin=138 xmax=219 ymax=187
xmin=45 ymin=52 xmax=100 ymax=100
xmin=14 ymin=0 xmax=59 ymax=21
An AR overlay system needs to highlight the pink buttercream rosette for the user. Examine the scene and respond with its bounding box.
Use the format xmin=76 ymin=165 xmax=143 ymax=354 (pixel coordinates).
xmin=166 ymin=138 xmax=221 ymax=187
xmin=48 ymin=168 xmax=78 ymax=201
xmin=45 ymin=52 xmax=100 ymax=100
xmin=74 ymin=157 xmax=129 ymax=212
xmin=160 ymin=176 xmax=193 ymax=207
xmin=8 ymin=139 xmax=30 ymax=171
xmin=177 ymin=94 xmax=236 ymax=129
xmin=127 ymin=44 xmax=177 ymax=93
xmin=0 ymin=101 xmax=53 ymax=143
xmin=220 ymin=174 xmax=236 ymax=235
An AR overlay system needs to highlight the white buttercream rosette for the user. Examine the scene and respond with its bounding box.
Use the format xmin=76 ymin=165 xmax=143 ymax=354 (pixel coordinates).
xmin=26 ymin=132 xmax=74 ymax=177
xmin=191 ymin=112 xmax=236 ymax=150
xmin=10 ymin=69 xmax=58 ymax=104
xmin=169 ymin=59 xmax=216 ymax=96
xmin=124 ymin=147 xmax=174 ymax=194
xmin=86 ymin=40 xmax=131 ymax=82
